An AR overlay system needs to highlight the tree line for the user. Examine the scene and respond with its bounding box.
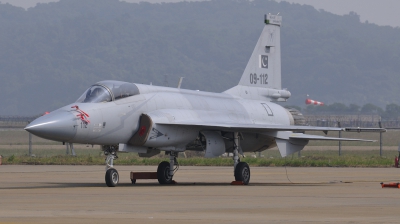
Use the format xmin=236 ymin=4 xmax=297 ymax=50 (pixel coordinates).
xmin=0 ymin=0 xmax=399 ymax=115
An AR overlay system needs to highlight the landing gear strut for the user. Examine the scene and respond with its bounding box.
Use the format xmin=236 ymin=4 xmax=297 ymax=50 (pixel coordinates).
xmin=104 ymin=146 xmax=119 ymax=187
xmin=66 ymin=143 xmax=76 ymax=156
xmin=157 ymin=151 xmax=179 ymax=184
xmin=232 ymin=132 xmax=250 ymax=185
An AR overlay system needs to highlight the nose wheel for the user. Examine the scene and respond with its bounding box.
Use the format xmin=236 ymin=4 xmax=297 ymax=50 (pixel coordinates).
xmin=104 ymin=146 xmax=119 ymax=187
xmin=105 ymin=168 xmax=119 ymax=187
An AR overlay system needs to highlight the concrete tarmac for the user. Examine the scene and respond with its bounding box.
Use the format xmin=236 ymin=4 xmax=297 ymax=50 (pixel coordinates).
xmin=1 ymin=165 xmax=400 ymax=223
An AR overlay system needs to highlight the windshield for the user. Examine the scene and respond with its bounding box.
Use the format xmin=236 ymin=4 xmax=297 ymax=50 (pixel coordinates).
xmin=76 ymin=85 xmax=112 ymax=103
xmin=76 ymin=81 xmax=140 ymax=103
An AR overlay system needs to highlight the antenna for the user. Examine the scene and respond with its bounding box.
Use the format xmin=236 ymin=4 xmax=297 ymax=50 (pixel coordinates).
xmin=177 ymin=77 xmax=184 ymax=89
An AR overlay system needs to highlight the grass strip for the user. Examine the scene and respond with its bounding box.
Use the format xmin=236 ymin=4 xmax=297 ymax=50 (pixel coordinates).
xmin=2 ymin=152 xmax=396 ymax=167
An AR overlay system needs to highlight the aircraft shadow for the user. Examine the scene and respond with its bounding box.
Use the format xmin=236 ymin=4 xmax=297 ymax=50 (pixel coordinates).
xmin=126 ymin=182 xmax=333 ymax=188
xmin=1 ymin=181 xmax=341 ymax=190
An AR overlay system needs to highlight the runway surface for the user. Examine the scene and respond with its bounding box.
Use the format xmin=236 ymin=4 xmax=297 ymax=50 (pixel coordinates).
xmin=1 ymin=165 xmax=400 ymax=223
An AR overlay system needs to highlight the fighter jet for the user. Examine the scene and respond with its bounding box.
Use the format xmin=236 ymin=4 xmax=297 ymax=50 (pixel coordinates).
xmin=25 ymin=14 xmax=371 ymax=187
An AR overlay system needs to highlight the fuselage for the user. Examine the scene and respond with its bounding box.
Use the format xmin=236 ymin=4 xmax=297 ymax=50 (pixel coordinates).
xmin=26 ymin=81 xmax=293 ymax=148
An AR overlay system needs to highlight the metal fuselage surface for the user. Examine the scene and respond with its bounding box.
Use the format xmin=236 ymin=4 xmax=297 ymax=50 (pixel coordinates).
xmin=41 ymin=84 xmax=290 ymax=153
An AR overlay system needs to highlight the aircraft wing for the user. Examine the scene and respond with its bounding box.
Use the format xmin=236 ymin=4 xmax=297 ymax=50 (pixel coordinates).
xmin=152 ymin=119 xmax=375 ymax=157
xmin=146 ymin=108 xmax=342 ymax=132
xmin=144 ymin=110 xmax=381 ymax=138
xmin=155 ymin=120 xmax=342 ymax=132
xmin=145 ymin=110 xmax=375 ymax=157
xmin=154 ymin=120 xmax=374 ymax=142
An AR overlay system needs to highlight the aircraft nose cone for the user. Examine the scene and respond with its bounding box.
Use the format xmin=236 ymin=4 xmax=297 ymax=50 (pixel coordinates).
xmin=25 ymin=110 xmax=77 ymax=142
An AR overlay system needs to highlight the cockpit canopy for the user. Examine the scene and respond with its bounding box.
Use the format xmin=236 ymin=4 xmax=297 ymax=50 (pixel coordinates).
xmin=76 ymin=81 xmax=139 ymax=103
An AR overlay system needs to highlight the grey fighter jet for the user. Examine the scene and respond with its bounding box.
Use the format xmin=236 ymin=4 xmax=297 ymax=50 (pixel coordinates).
xmin=25 ymin=14 xmax=370 ymax=187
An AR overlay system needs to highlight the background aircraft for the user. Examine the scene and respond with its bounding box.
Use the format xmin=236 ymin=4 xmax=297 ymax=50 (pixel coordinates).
xmin=25 ymin=14 xmax=371 ymax=187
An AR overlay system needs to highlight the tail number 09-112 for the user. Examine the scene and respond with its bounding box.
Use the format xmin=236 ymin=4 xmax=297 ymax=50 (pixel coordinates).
xmin=250 ymin=73 xmax=268 ymax=85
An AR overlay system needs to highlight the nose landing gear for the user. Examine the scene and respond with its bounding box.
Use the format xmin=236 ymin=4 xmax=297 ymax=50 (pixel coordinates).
xmin=104 ymin=146 xmax=119 ymax=187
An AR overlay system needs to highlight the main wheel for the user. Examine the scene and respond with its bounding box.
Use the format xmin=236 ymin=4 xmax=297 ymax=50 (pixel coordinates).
xmin=157 ymin=161 xmax=173 ymax=184
xmin=105 ymin=168 xmax=119 ymax=187
xmin=234 ymin=162 xmax=250 ymax=185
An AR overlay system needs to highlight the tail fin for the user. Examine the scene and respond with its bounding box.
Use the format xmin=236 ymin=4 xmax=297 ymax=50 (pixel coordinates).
xmin=225 ymin=14 xmax=290 ymax=101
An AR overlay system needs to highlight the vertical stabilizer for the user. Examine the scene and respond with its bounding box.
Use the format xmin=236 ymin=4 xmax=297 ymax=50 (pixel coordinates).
xmin=240 ymin=14 xmax=282 ymax=89
xmin=225 ymin=14 xmax=290 ymax=101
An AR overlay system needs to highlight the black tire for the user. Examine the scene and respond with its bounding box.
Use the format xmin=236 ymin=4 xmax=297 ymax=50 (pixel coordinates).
xmin=157 ymin=161 xmax=173 ymax=184
xmin=105 ymin=168 xmax=119 ymax=187
xmin=234 ymin=162 xmax=250 ymax=185
xmin=131 ymin=179 xmax=136 ymax=184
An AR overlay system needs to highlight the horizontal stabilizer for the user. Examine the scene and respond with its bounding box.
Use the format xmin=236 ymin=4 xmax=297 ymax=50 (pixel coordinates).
xmin=289 ymin=133 xmax=376 ymax=142
xmin=344 ymin=127 xmax=386 ymax=133
xmin=266 ymin=131 xmax=375 ymax=157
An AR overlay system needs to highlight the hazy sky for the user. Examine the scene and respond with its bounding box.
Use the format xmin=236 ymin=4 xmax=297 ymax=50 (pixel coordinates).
xmin=2 ymin=0 xmax=400 ymax=27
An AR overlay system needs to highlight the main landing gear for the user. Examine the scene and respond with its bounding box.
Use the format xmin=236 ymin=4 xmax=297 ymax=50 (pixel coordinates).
xmin=232 ymin=132 xmax=250 ymax=185
xmin=129 ymin=151 xmax=179 ymax=185
xmin=104 ymin=146 xmax=119 ymax=187
xmin=157 ymin=152 xmax=179 ymax=184
xmin=102 ymin=132 xmax=249 ymax=186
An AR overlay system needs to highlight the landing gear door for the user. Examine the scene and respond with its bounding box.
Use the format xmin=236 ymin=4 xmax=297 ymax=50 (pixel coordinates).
xmin=201 ymin=131 xmax=225 ymax=158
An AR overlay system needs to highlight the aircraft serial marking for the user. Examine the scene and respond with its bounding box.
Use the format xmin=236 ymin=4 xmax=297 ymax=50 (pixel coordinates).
xmin=250 ymin=73 xmax=268 ymax=85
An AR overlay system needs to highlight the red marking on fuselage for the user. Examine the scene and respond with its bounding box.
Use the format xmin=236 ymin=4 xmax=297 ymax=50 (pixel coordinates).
xmin=139 ymin=126 xmax=146 ymax=136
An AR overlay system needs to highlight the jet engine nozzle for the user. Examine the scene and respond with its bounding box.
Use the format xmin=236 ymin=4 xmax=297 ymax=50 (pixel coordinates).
xmin=285 ymin=107 xmax=306 ymax=126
